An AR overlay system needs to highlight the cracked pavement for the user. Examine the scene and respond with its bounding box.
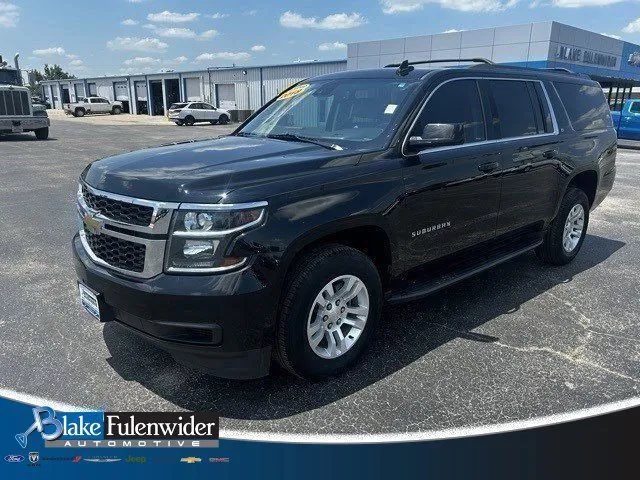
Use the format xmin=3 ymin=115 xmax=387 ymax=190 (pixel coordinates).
xmin=0 ymin=120 xmax=638 ymax=435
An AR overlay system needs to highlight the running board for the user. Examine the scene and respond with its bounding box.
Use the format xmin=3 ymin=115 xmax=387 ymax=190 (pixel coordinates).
xmin=386 ymin=240 xmax=542 ymax=304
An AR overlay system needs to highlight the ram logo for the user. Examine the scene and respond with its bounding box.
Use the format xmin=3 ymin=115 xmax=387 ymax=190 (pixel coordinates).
xmin=412 ymin=221 xmax=451 ymax=238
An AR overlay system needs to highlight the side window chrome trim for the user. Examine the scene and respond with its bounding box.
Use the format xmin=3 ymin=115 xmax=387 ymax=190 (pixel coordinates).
xmin=402 ymin=76 xmax=560 ymax=157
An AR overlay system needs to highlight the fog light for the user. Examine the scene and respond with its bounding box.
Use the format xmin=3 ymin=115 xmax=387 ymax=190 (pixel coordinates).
xmin=183 ymin=240 xmax=218 ymax=257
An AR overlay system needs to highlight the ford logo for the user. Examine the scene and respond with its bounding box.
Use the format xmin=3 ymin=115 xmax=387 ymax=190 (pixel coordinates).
xmin=4 ymin=454 xmax=24 ymax=463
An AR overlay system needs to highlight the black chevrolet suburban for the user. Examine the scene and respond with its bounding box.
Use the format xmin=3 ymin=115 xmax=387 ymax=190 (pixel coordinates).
xmin=73 ymin=59 xmax=616 ymax=379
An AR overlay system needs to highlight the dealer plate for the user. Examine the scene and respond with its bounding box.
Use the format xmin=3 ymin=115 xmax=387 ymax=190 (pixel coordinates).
xmin=78 ymin=283 xmax=100 ymax=320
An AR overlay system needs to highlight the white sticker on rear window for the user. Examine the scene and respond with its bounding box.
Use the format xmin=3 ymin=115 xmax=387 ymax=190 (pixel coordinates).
xmin=384 ymin=104 xmax=397 ymax=114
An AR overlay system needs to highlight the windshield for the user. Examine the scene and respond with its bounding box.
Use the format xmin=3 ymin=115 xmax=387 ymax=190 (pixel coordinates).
xmin=238 ymin=78 xmax=420 ymax=151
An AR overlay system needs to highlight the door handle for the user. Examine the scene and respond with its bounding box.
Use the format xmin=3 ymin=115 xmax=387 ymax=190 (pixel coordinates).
xmin=478 ymin=161 xmax=499 ymax=172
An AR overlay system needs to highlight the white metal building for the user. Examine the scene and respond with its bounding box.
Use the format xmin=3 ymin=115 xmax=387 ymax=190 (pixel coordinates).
xmin=40 ymin=60 xmax=346 ymax=119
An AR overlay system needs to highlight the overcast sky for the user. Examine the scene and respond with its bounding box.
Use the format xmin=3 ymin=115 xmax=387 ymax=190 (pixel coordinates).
xmin=1 ymin=0 xmax=639 ymax=77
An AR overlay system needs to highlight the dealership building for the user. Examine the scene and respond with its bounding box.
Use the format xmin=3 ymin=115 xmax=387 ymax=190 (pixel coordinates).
xmin=348 ymin=21 xmax=640 ymax=111
xmin=39 ymin=61 xmax=346 ymax=120
xmin=41 ymin=21 xmax=640 ymax=117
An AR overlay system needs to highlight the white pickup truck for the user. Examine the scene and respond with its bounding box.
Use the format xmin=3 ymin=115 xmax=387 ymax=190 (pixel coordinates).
xmin=0 ymin=84 xmax=50 ymax=140
xmin=64 ymin=96 xmax=123 ymax=117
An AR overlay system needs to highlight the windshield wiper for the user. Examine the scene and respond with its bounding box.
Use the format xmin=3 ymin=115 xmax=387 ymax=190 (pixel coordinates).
xmin=266 ymin=133 xmax=342 ymax=150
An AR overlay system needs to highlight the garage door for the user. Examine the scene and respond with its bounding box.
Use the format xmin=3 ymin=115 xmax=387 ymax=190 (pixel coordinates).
xmin=135 ymin=82 xmax=147 ymax=101
xmin=217 ymin=84 xmax=236 ymax=109
xmin=185 ymin=78 xmax=201 ymax=101
xmin=114 ymin=82 xmax=130 ymax=101
xmin=74 ymin=83 xmax=85 ymax=100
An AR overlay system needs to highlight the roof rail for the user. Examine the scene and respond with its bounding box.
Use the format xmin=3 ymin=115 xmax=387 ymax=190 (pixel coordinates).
xmin=541 ymin=67 xmax=576 ymax=74
xmin=384 ymin=58 xmax=494 ymax=68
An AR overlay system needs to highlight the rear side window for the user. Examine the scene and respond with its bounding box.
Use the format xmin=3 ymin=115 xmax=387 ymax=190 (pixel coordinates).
xmin=411 ymin=79 xmax=486 ymax=144
xmin=554 ymin=82 xmax=612 ymax=131
xmin=630 ymin=102 xmax=640 ymax=113
xmin=487 ymin=80 xmax=538 ymax=139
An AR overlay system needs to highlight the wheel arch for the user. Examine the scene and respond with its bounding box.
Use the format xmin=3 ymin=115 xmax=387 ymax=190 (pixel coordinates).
xmin=567 ymin=169 xmax=598 ymax=207
xmin=278 ymin=219 xmax=395 ymax=293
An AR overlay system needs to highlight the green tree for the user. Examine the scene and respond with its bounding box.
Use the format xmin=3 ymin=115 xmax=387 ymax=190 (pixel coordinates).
xmin=26 ymin=69 xmax=44 ymax=97
xmin=43 ymin=64 xmax=75 ymax=80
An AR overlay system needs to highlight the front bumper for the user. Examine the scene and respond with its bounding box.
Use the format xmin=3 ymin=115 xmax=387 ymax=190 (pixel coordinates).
xmin=0 ymin=117 xmax=49 ymax=132
xmin=72 ymin=234 xmax=275 ymax=379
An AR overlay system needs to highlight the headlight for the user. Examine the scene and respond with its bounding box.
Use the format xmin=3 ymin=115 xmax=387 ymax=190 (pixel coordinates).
xmin=165 ymin=203 xmax=266 ymax=273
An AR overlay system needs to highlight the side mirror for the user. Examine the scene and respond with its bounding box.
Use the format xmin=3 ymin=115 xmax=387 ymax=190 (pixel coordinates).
xmin=408 ymin=123 xmax=465 ymax=151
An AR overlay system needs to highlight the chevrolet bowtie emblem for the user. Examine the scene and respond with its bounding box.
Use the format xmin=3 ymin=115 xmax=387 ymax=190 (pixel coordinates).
xmin=83 ymin=214 xmax=104 ymax=235
xmin=180 ymin=457 xmax=202 ymax=464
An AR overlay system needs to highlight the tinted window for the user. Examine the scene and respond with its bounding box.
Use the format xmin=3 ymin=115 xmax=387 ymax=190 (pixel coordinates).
xmin=170 ymin=103 xmax=187 ymax=109
xmin=488 ymin=80 xmax=538 ymax=138
xmin=240 ymin=78 xmax=420 ymax=151
xmin=411 ymin=79 xmax=485 ymax=144
xmin=554 ymin=82 xmax=612 ymax=131
xmin=630 ymin=102 xmax=640 ymax=113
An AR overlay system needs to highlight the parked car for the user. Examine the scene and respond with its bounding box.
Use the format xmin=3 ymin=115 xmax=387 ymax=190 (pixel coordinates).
xmin=168 ymin=102 xmax=230 ymax=126
xmin=611 ymin=99 xmax=640 ymax=140
xmin=73 ymin=60 xmax=616 ymax=380
xmin=31 ymin=95 xmax=51 ymax=109
xmin=0 ymin=84 xmax=50 ymax=139
xmin=64 ymin=97 xmax=123 ymax=117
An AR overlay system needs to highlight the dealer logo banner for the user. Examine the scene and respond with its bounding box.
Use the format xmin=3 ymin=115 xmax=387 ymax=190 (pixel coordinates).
xmin=15 ymin=407 xmax=219 ymax=449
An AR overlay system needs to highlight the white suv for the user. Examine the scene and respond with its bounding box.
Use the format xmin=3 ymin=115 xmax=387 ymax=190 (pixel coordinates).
xmin=168 ymin=102 xmax=230 ymax=126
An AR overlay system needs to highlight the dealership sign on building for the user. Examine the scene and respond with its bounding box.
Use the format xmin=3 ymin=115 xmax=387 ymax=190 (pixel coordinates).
xmin=555 ymin=45 xmax=618 ymax=69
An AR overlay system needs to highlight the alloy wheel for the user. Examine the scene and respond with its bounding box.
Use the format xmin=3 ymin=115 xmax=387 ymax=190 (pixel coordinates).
xmin=562 ymin=204 xmax=585 ymax=253
xmin=306 ymin=275 xmax=369 ymax=359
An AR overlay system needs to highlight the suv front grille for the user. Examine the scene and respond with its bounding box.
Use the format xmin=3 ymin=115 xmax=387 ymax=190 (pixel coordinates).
xmin=84 ymin=229 xmax=146 ymax=273
xmin=82 ymin=186 xmax=154 ymax=226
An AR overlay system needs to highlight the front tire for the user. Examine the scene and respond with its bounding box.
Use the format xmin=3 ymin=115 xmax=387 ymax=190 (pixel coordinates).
xmin=74 ymin=108 xmax=85 ymax=117
xmin=536 ymin=187 xmax=590 ymax=265
xmin=112 ymin=106 xmax=122 ymax=115
xmin=34 ymin=127 xmax=49 ymax=140
xmin=275 ymin=245 xmax=382 ymax=379
xmin=218 ymin=114 xmax=229 ymax=125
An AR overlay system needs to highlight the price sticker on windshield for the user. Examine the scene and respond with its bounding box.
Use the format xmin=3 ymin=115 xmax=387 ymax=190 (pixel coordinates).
xmin=278 ymin=84 xmax=310 ymax=100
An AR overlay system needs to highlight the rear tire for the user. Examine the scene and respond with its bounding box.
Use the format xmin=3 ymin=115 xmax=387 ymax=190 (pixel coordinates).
xmin=536 ymin=187 xmax=590 ymax=265
xmin=275 ymin=245 xmax=382 ymax=379
xmin=218 ymin=114 xmax=229 ymax=125
xmin=184 ymin=115 xmax=195 ymax=126
xmin=34 ymin=127 xmax=49 ymax=140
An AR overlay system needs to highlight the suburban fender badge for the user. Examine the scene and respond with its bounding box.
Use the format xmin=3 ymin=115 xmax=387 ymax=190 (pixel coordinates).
xmin=412 ymin=221 xmax=451 ymax=238
xmin=83 ymin=215 xmax=104 ymax=235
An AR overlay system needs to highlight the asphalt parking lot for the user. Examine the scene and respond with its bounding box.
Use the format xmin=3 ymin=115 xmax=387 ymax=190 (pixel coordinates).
xmin=0 ymin=119 xmax=638 ymax=437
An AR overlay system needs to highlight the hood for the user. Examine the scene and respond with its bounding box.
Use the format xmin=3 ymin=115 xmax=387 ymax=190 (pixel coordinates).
xmin=82 ymin=135 xmax=359 ymax=203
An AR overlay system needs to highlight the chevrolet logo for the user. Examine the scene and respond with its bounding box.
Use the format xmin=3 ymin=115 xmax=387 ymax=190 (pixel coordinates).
xmin=83 ymin=214 xmax=104 ymax=235
xmin=180 ymin=457 xmax=201 ymax=464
